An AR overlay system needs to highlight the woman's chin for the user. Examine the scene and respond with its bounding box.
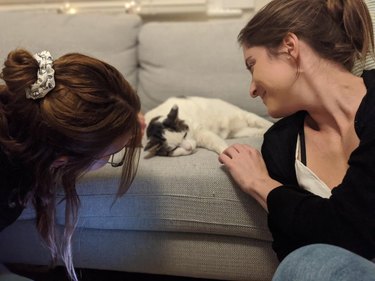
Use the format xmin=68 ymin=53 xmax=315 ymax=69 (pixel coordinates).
xmin=267 ymin=108 xmax=285 ymax=119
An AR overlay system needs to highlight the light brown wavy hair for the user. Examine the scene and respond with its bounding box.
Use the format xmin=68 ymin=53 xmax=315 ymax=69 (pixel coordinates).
xmin=0 ymin=49 xmax=141 ymax=280
xmin=238 ymin=0 xmax=374 ymax=71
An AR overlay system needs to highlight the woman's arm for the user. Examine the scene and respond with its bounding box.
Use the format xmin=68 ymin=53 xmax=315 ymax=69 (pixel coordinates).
xmin=219 ymin=144 xmax=281 ymax=211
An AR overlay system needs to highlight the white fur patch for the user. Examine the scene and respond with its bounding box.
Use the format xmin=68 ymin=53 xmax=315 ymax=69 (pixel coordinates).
xmin=145 ymin=96 xmax=272 ymax=156
xmin=163 ymin=130 xmax=186 ymax=147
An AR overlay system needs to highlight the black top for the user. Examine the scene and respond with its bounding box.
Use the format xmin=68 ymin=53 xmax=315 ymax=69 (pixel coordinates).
xmin=0 ymin=149 xmax=32 ymax=232
xmin=262 ymin=69 xmax=375 ymax=261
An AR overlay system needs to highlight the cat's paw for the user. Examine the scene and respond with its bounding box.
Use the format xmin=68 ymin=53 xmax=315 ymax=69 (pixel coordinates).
xmin=217 ymin=144 xmax=229 ymax=154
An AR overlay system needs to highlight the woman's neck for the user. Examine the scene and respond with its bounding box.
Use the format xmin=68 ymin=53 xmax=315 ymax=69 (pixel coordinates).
xmin=300 ymin=65 xmax=366 ymax=135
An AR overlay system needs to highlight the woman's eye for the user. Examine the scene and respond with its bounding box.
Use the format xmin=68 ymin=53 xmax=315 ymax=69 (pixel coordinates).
xmin=245 ymin=58 xmax=256 ymax=73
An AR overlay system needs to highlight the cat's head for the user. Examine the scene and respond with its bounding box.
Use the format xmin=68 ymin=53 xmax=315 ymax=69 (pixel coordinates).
xmin=144 ymin=105 xmax=196 ymax=158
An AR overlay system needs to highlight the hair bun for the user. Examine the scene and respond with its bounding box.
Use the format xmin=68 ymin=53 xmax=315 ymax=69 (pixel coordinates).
xmin=1 ymin=49 xmax=39 ymax=95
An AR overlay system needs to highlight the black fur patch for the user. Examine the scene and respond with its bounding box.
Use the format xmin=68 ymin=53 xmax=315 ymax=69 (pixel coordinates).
xmin=162 ymin=105 xmax=188 ymax=132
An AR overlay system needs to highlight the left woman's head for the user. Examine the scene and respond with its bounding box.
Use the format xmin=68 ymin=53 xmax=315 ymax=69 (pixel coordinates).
xmin=43 ymin=51 xmax=142 ymax=195
xmin=1 ymin=49 xmax=141 ymax=193
xmin=0 ymin=49 xmax=141 ymax=280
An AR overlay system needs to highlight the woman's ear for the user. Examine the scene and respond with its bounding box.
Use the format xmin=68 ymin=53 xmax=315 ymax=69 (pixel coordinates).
xmin=282 ymin=32 xmax=299 ymax=59
xmin=51 ymin=156 xmax=69 ymax=168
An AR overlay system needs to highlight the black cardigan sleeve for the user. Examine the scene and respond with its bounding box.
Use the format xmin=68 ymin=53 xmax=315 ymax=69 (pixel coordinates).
xmin=262 ymin=70 xmax=375 ymax=261
xmin=0 ymin=151 xmax=31 ymax=232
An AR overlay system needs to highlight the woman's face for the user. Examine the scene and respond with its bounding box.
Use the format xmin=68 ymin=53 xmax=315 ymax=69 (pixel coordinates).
xmin=88 ymin=132 xmax=132 ymax=172
xmin=243 ymin=46 xmax=300 ymax=118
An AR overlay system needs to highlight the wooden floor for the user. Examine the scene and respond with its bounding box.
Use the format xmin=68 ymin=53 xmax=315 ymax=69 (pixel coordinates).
xmin=7 ymin=264 xmax=215 ymax=281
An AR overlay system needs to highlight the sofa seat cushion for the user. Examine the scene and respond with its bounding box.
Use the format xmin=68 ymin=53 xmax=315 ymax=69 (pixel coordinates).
xmin=0 ymin=12 xmax=141 ymax=88
xmin=20 ymin=135 xmax=272 ymax=242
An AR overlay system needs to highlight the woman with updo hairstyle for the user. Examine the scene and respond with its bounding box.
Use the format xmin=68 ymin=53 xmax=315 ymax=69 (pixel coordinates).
xmin=219 ymin=0 xmax=375 ymax=280
xmin=0 ymin=49 xmax=143 ymax=281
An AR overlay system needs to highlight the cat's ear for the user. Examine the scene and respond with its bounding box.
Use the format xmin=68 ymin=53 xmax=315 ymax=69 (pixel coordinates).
xmin=144 ymin=139 xmax=159 ymax=151
xmin=166 ymin=105 xmax=179 ymax=121
xmin=164 ymin=105 xmax=188 ymax=131
xmin=144 ymin=139 xmax=161 ymax=159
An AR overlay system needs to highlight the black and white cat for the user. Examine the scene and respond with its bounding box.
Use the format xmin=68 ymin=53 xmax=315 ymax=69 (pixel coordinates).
xmin=144 ymin=96 xmax=272 ymax=157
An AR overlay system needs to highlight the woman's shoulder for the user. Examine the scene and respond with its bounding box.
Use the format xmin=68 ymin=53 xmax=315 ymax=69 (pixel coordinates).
xmin=0 ymin=150 xmax=25 ymax=232
xmin=356 ymin=69 xmax=375 ymax=123
xmin=0 ymin=149 xmax=32 ymax=195
xmin=351 ymin=69 xmax=375 ymax=138
xmin=362 ymin=69 xmax=375 ymax=92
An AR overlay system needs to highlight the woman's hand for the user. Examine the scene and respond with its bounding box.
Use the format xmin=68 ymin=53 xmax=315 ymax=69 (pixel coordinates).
xmin=219 ymin=144 xmax=281 ymax=211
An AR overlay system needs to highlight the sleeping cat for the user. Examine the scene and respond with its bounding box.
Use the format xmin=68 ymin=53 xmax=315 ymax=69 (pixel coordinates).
xmin=144 ymin=96 xmax=272 ymax=157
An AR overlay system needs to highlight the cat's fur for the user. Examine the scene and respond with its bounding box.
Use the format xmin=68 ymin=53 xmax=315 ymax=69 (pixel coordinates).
xmin=144 ymin=96 xmax=272 ymax=157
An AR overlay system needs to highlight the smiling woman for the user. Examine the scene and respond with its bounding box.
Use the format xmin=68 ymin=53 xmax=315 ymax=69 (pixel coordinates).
xmin=219 ymin=0 xmax=375 ymax=280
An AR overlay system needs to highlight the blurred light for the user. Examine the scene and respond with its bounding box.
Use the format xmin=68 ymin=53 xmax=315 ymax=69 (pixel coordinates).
xmin=61 ymin=2 xmax=78 ymax=14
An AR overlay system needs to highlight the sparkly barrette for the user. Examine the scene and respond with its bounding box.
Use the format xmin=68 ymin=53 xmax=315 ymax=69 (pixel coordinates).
xmin=25 ymin=50 xmax=55 ymax=100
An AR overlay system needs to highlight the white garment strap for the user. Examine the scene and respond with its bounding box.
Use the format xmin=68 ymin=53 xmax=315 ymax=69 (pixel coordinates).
xmin=295 ymin=134 xmax=332 ymax=198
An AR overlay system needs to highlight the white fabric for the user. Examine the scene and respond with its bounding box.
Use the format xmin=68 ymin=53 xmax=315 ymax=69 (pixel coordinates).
xmin=295 ymin=135 xmax=332 ymax=198
xmin=25 ymin=50 xmax=55 ymax=100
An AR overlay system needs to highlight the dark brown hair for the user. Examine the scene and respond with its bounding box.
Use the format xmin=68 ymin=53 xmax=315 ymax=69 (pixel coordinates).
xmin=0 ymin=49 xmax=141 ymax=280
xmin=238 ymin=0 xmax=374 ymax=71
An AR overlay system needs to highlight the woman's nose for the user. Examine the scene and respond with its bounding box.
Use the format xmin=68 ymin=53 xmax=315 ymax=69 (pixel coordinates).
xmin=250 ymin=81 xmax=258 ymax=98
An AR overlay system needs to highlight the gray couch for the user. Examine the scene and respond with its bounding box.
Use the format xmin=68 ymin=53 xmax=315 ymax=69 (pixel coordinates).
xmin=0 ymin=11 xmax=279 ymax=281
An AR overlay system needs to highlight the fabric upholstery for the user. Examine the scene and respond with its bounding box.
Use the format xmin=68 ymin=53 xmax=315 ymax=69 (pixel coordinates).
xmin=0 ymin=12 xmax=141 ymax=88
xmin=137 ymin=19 xmax=270 ymax=119
xmin=0 ymin=220 xmax=277 ymax=280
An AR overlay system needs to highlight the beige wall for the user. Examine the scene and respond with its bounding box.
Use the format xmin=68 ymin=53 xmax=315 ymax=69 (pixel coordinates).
xmin=0 ymin=0 xmax=271 ymax=16
xmin=255 ymin=0 xmax=271 ymax=11
xmin=1 ymin=0 xmax=272 ymax=8
xmin=0 ymin=0 xmax=268 ymax=5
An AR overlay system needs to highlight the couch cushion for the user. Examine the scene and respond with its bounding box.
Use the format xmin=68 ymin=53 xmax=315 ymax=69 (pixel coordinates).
xmin=138 ymin=19 xmax=269 ymax=119
xmin=0 ymin=12 xmax=141 ymax=89
xmin=20 ymin=135 xmax=272 ymax=243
